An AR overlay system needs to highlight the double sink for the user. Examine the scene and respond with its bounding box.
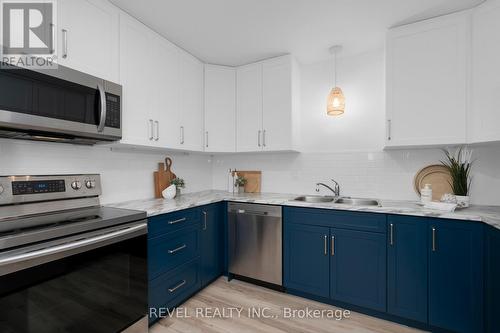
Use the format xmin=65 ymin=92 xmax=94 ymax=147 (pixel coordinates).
xmin=293 ymin=195 xmax=380 ymax=206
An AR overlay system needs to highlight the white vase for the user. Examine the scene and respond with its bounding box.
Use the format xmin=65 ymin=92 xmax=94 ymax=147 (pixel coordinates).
xmin=455 ymin=195 xmax=470 ymax=208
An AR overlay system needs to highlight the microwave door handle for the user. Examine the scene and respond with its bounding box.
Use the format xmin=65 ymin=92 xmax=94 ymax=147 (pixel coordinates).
xmin=97 ymin=82 xmax=107 ymax=132
xmin=0 ymin=223 xmax=147 ymax=277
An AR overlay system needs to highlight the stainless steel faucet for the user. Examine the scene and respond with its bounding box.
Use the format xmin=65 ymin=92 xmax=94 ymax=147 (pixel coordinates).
xmin=316 ymin=179 xmax=340 ymax=197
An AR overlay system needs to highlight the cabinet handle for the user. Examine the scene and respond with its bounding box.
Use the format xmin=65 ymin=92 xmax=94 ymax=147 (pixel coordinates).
xmin=168 ymin=280 xmax=186 ymax=293
xmin=168 ymin=244 xmax=187 ymax=254
xmin=432 ymin=227 xmax=436 ymax=252
xmin=331 ymin=236 xmax=335 ymax=256
xmin=205 ymin=131 xmax=208 ymax=148
xmin=154 ymin=120 xmax=159 ymax=141
xmin=180 ymin=126 xmax=185 ymax=144
xmin=202 ymin=211 xmax=207 ymax=230
xmin=50 ymin=23 xmax=55 ymax=54
xmin=258 ymin=130 xmax=261 ymax=147
xmin=148 ymin=119 xmax=154 ymax=140
xmin=168 ymin=217 xmax=186 ymax=225
xmin=62 ymin=29 xmax=68 ymax=58
xmin=387 ymin=119 xmax=392 ymax=141
xmin=262 ymin=130 xmax=266 ymax=147
xmin=389 ymin=223 xmax=394 ymax=246
xmin=324 ymin=235 xmax=327 ymax=255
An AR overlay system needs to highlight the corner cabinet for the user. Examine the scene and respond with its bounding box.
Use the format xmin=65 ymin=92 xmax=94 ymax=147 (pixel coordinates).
xmin=385 ymin=11 xmax=469 ymax=148
xmin=236 ymin=55 xmax=299 ymax=152
xmin=204 ymin=65 xmax=236 ymax=152
xmin=428 ymin=219 xmax=484 ymax=333
xmin=469 ymin=0 xmax=500 ymax=144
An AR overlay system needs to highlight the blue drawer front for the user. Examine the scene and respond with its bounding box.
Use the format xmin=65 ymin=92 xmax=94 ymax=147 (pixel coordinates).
xmin=149 ymin=259 xmax=201 ymax=323
xmin=148 ymin=224 xmax=200 ymax=280
xmin=284 ymin=207 xmax=386 ymax=233
xmin=148 ymin=208 xmax=199 ymax=239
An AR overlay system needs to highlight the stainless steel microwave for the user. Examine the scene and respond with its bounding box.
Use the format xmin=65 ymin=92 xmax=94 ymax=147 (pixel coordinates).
xmin=0 ymin=63 xmax=122 ymax=145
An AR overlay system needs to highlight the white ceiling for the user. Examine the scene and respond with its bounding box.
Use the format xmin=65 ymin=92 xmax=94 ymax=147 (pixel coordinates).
xmin=111 ymin=0 xmax=484 ymax=66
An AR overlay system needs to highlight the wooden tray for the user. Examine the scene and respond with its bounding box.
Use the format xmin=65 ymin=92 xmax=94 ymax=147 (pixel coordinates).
xmin=414 ymin=165 xmax=452 ymax=201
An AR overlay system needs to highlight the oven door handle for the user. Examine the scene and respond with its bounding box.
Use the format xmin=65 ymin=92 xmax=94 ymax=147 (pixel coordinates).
xmin=97 ymin=82 xmax=107 ymax=132
xmin=0 ymin=222 xmax=147 ymax=277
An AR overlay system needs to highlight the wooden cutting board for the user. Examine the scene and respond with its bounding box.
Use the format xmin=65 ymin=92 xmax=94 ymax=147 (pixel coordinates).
xmin=234 ymin=170 xmax=261 ymax=193
xmin=154 ymin=157 xmax=177 ymax=198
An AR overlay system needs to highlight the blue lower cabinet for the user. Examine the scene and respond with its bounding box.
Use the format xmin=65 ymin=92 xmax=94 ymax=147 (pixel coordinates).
xmin=200 ymin=203 xmax=223 ymax=287
xmin=428 ymin=219 xmax=484 ymax=333
xmin=486 ymin=226 xmax=500 ymax=333
xmin=284 ymin=223 xmax=330 ymax=298
xmin=387 ymin=215 xmax=428 ymax=323
xmin=148 ymin=224 xmax=200 ymax=280
xmin=330 ymin=228 xmax=386 ymax=312
xmin=149 ymin=258 xmax=201 ymax=324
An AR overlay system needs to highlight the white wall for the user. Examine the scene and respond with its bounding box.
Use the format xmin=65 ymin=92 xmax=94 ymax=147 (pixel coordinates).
xmin=0 ymin=139 xmax=213 ymax=204
xmin=212 ymin=48 xmax=500 ymax=205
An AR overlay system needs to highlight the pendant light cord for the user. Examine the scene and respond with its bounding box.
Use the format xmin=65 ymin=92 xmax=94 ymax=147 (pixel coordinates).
xmin=332 ymin=48 xmax=337 ymax=88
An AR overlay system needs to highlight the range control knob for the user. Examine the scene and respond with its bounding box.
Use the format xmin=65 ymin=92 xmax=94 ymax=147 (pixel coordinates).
xmin=85 ymin=180 xmax=96 ymax=189
xmin=0 ymin=184 xmax=3 ymax=194
xmin=71 ymin=181 xmax=82 ymax=190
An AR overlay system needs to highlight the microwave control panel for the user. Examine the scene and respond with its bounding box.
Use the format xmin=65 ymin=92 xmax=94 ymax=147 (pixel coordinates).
xmin=105 ymin=94 xmax=121 ymax=128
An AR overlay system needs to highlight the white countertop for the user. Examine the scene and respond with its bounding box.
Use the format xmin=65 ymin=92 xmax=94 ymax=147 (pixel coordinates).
xmin=107 ymin=190 xmax=500 ymax=230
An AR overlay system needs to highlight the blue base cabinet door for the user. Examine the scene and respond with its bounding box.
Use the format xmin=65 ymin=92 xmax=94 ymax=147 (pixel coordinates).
xmin=330 ymin=228 xmax=386 ymax=312
xmin=387 ymin=216 xmax=428 ymax=322
xmin=284 ymin=223 xmax=330 ymax=298
xmin=200 ymin=204 xmax=223 ymax=287
xmin=486 ymin=226 xmax=500 ymax=333
xmin=428 ymin=219 xmax=484 ymax=333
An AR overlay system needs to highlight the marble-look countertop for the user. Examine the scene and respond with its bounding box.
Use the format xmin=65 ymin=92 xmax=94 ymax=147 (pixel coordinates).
xmin=107 ymin=190 xmax=500 ymax=230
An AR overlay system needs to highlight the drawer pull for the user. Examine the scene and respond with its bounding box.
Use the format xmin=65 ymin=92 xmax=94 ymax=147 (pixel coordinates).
xmin=331 ymin=236 xmax=335 ymax=256
xmin=168 ymin=244 xmax=187 ymax=254
xmin=168 ymin=280 xmax=186 ymax=293
xmin=168 ymin=217 xmax=187 ymax=225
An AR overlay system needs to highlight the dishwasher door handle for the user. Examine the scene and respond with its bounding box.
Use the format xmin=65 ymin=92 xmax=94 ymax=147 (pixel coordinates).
xmin=235 ymin=209 xmax=269 ymax=216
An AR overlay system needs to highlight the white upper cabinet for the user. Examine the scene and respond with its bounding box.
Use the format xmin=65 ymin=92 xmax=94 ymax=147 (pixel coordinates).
xmin=386 ymin=12 xmax=469 ymax=148
xmin=204 ymin=65 xmax=236 ymax=153
xmin=58 ymin=0 xmax=119 ymax=82
xmin=119 ymin=11 xmax=153 ymax=147
xmin=150 ymin=33 xmax=182 ymax=149
xmin=236 ymin=55 xmax=299 ymax=152
xmin=262 ymin=56 xmax=297 ymax=151
xmin=236 ymin=63 xmax=263 ymax=152
xmin=119 ymin=11 xmax=203 ymax=151
xmin=179 ymin=51 xmax=204 ymax=151
xmin=469 ymin=0 xmax=500 ymax=144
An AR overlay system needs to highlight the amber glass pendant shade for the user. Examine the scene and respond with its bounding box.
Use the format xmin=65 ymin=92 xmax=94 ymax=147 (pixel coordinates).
xmin=327 ymin=87 xmax=345 ymax=116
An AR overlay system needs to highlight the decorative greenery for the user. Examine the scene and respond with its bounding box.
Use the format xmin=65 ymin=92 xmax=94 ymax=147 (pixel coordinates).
xmin=171 ymin=177 xmax=185 ymax=189
xmin=235 ymin=176 xmax=247 ymax=187
xmin=440 ymin=147 xmax=473 ymax=196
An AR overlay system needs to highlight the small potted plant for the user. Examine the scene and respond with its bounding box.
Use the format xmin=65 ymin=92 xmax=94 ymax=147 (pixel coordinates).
xmin=441 ymin=147 xmax=473 ymax=208
xmin=234 ymin=176 xmax=247 ymax=194
xmin=171 ymin=177 xmax=185 ymax=197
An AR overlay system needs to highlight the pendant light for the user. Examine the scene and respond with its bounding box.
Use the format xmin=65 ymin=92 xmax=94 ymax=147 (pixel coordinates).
xmin=327 ymin=45 xmax=345 ymax=116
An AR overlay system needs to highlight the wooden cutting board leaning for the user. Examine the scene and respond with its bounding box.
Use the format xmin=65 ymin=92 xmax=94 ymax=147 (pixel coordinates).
xmin=233 ymin=170 xmax=262 ymax=193
xmin=154 ymin=157 xmax=177 ymax=198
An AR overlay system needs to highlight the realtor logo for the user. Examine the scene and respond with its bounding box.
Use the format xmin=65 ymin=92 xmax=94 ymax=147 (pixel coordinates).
xmin=1 ymin=0 xmax=57 ymax=68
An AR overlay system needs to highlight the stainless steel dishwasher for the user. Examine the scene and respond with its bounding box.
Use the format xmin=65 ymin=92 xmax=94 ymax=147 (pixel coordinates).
xmin=228 ymin=202 xmax=282 ymax=286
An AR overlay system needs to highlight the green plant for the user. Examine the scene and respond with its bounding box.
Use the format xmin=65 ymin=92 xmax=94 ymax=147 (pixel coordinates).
xmin=440 ymin=147 xmax=473 ymax=196
xmin=171 ymin=177 xmax=185 ymax=189
xmin=235 ymin=176 xmax=247 ymax=187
